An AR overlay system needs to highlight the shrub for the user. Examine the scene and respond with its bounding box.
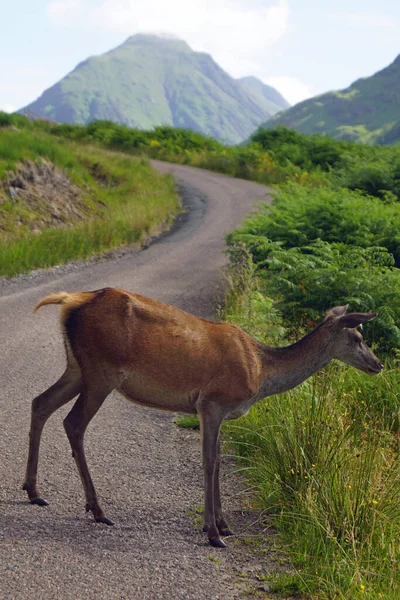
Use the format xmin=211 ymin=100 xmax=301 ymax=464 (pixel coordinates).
xmin=251 ymin=126 xmax=348 ymax=171
xmin=0 ymin=111 xmax=13 ymax=126
xmin=230 ymin=182 xmax=400 ymax=265
xmin=228 ymin=183 xmax=400 ymax=352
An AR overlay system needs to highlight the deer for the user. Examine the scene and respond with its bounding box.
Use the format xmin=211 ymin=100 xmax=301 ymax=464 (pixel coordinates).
xmin=23 ymin=287 xmax=383 ymax=548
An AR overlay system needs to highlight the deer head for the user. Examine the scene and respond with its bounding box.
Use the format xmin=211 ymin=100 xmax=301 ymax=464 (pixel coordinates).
xmin=325 ymin=305 xmax=383 ymax=375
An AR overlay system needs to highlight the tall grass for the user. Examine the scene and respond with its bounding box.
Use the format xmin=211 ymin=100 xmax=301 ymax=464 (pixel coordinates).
xmin=221 ymin=257 xmax=400 ymax=599
xmin=0 ymin=129 xmax=77 ymax=178
xmin=0 ymin=203 xmax=171 ymax=277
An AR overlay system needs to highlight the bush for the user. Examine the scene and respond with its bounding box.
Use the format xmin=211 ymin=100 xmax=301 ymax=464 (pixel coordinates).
xmin=230 ymin=182 xmax=400 ymax=265
xmin=228 ymin=182 xmax=400 ymax=352
xmin=0 ymin=111 xmax=13 ymax=126
xmin=340 ymin=160 xmax=400 ymax=200
xmin=251 ymin=126 xmax=347 ymax=171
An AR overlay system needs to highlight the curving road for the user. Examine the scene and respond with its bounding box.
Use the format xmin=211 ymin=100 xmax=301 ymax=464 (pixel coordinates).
xmin=0 ymin=163 xmax=273 ymax=600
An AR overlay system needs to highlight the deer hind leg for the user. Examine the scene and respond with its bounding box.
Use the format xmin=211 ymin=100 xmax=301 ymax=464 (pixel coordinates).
xmin=199 ymin=405 xmax=225 ymax=548
xmin=214 ymin=435 xmax=233 ymax=537
xmin=23 ymin=366 xmax=82 ymax=506
xmin=63 ymin=383 xmax=113 ymax=525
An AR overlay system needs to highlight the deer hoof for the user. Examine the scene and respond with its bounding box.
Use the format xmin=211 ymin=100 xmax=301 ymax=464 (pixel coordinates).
xmin=219 ymin=527 xmax=234 ymax=537
xmin=209 ymin=536 xmax=226 ymax=548
xmin=30 ymin=497 xmax=49 ymax=507
xmin=23 ymin=484 xmax=49 ymax=506
xmin=86 ymin=502 xmax=114 ymax=525
xmin=95 ymin=515 xmax=114 ymax=526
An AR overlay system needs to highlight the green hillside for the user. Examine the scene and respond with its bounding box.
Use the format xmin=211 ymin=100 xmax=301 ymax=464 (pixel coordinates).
xmin=261 ymin=54 xmax=400 ymax=144
xmin=20 ymin=34 xmax=288 ymax=145
xmin=0 ymin=118 xmax=179 ymax=277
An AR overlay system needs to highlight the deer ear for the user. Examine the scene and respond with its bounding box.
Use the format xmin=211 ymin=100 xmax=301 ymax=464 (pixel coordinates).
xmin=338 ymin=312 xmax=378 ymax=329
xmin=325 ymin=305 xmax=349 ymax=320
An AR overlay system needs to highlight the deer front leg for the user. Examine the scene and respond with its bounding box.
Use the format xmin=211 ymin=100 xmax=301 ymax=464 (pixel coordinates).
xmin=199 ymin=406 xmax=225 ymax=548
xmin=23 ymin=368 xmax=82 ymax=506
xmin=214 ymin=435 xmax=233 ymax=537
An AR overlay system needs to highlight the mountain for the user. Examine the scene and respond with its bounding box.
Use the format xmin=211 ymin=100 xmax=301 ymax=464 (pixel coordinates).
xmin=260 ymin=54 xmax=400 ymax=144
xmin=20 ymin=34 xmax=289 ymax=145
xmin=238 ymin=76 xmax=290 ymax=116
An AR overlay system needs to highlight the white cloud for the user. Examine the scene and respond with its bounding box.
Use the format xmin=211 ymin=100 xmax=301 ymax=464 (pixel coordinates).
xmin=329 ymin=11 xmax=397 ymax=29
xmin=0 ymin=103 xmax=16 ymax=113
xmin=47 ymin=0 xmax=84 ymax=22
xmin=264 ymin=76 xmax=313 ymax=105
xmin=46 ymin=0 xmax=291 ymax=79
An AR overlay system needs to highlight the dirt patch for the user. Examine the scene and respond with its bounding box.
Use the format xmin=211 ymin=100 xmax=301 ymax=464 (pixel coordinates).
xmin=0 ymin=159 xmax=93 ymax=233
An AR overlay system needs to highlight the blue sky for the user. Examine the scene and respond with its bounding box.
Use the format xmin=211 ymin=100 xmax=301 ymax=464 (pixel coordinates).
xmin=1 ymin=0 xmax=400 ymax=111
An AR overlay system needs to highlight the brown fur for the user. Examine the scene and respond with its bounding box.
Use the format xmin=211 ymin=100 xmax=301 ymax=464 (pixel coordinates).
xmin=24 ymin=288 xmax=383 ymax=548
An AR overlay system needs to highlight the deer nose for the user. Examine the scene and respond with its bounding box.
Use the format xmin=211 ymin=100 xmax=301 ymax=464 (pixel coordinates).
xmin=378 ymin=363 xmax=384 ymax=370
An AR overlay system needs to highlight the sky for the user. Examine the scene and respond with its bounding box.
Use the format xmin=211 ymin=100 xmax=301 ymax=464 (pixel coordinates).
xmin=1 ymin=0 xmax=400 ymax=112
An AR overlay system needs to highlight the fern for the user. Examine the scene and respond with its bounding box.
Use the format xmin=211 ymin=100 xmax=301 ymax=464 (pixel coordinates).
xmin=228 ymin=183 xmax=400 ymax=353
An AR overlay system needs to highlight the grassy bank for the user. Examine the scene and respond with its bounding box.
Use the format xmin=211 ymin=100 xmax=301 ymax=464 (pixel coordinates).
xmin=219 ymin=248 xmax=400 ymax=599
xmin=219 ymin=126 xmax=400 ymax=595
xmin=0 ymin=126 xmax=179 ymax=277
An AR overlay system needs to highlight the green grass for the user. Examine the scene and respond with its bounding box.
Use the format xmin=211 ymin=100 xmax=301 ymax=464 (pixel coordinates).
xmin=221 ymin=268 xmax=400 ymax=600
xmin=225 ymin=372 xmax=400 ymax=598
xmin=174 ymin=415 xmax=200 ymax=429
xmin=0 ymin=128 xmax=179 ymax=277
xmin=208 ymin=554 xmax=221 ymax=564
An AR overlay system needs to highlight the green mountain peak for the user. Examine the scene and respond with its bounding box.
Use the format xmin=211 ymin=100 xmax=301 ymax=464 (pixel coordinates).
xmin=123 ymin=33 xmax=192 ymax=52
xmin=19 ymin=34 xmax=288 ymax=144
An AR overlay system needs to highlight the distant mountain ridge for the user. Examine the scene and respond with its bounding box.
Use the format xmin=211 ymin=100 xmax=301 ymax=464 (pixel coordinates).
xmin=261 ymin=54 xmax=400 ymax=145
xmin=238 ymin=76 xmax=290 ymax=116
xmin=20 ymin=34 xmax=289 ymax=144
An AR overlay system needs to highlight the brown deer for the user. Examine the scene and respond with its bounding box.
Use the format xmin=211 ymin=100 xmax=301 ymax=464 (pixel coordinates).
xmin=23 ymin=287 xmax=383 ymax=548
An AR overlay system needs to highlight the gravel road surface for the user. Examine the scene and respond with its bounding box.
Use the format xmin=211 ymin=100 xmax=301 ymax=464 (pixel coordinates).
xmin=0 ymin=163 xmax=275 ymax=600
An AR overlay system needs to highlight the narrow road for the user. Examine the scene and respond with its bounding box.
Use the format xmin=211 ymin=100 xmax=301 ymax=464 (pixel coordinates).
xmin=0 ymin=163 xmax=273 ymax=600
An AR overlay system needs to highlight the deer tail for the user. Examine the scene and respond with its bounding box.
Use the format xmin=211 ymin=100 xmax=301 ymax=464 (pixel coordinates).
xmin=33 ymin=291 xmax=90 ymax=313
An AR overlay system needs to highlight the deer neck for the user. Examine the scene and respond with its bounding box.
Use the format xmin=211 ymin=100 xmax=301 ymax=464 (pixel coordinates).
xmin=258 ymin=325 xmax=333 ymax=398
